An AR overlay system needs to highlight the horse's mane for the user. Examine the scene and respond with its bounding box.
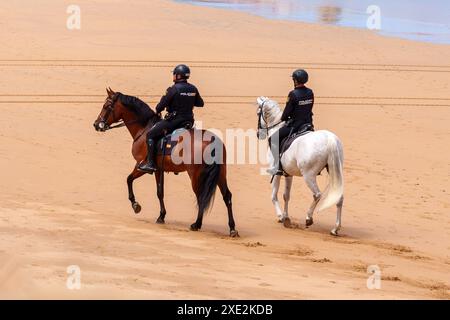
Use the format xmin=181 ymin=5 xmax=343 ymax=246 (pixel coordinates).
xmin=263 ymin=98 xmax=283 ymax=126
xmin=118 ymin=93 xmax=156 ymax=126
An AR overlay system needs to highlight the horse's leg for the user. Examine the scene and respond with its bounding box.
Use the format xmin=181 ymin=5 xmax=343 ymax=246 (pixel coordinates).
xmin=303 ymin=173 xmax=322 ymax=227
xmin=331 ymin=195 xmax=344 ymax=236
xmin=127 ymin=168 xmax=145 ymax=214
xmin=282 ymin=176 xmax=293 ymax=228
xmin=271 ymin=175 xmax=284 ymax=222
xmin=218 ymin=166 xmax=239 ymax=237
xmin=188 ymin=170 xmax=204 ymax=231
xmin=155 ymin=171 xmax=166 ymax=224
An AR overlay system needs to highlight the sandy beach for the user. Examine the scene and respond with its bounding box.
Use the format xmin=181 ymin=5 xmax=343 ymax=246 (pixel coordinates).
xmin=0 ymin=0 xmax=449 ymax=299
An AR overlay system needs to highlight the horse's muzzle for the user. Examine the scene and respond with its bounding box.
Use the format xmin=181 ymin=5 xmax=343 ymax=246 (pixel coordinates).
xmin=93 ymin=121 xmax=107 ymax=132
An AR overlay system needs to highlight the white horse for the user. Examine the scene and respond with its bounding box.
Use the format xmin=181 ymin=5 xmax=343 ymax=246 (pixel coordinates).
xmin=256 ymin=96 xmax=344 ymax=236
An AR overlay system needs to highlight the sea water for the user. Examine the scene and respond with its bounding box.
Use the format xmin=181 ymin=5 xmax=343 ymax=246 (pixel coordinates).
xmin=176 ymin=0 xmax=450 ymax=45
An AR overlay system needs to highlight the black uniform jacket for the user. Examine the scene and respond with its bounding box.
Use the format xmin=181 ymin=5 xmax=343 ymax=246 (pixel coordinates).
xmin=281 ymin=86 xmax=314 ymax=127
xmin=156 ymin=81 xmax=204 ymax=119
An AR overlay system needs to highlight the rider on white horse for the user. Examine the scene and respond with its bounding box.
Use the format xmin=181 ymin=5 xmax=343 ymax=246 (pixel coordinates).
xmin=267 ymin=69 xmax=314 ymax=176
xmin=256 ymin=76 xmax=344 ymax=235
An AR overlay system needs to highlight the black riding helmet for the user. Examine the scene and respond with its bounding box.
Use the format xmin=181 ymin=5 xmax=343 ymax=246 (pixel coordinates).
xmin=292 ymin=69 xmax=309 ymax=84
xmin=173 ymin=64 xmax=191 ymax=80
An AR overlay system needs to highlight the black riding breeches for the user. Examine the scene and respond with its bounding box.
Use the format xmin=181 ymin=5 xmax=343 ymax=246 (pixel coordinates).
xmin=269 ymin=126 xmax=294 ymax=157
xmin=147 ymin=117 xmax=193 ymax=141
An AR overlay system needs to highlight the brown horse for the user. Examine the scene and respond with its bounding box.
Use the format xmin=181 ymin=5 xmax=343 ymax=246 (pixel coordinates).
xmin=93 ymin=88 xmax=238 ymax=237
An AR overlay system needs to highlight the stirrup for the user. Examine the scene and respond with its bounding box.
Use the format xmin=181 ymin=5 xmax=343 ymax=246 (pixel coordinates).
xmin=275 ymin=170 xmax=284 ymax=176
xmin=266 ymin=167 xmax=284 ymax=176
xmin=138 ymin=162 xmax=157 ymax=174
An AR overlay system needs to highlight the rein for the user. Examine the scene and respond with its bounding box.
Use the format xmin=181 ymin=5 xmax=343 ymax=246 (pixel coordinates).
xmin=105 ymin=119 xmax=140 ymax=130
xmin=132 ymin=118 xmax=160 ymax=142
xmin=106 ymin=117 xmax=157 ymax=143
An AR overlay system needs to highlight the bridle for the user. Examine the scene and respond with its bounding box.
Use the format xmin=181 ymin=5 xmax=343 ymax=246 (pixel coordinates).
xmin=98 ymin=93 xmax=139 ymax=131
xmin=257 ymin=99 xmax=283 ymax=138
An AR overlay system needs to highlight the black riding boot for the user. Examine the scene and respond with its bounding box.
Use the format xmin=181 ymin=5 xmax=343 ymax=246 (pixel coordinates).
xmin=138 ymin=138 xmax=158 ymax=173
xmin=267 ymin=136 xmax=284 ymax=176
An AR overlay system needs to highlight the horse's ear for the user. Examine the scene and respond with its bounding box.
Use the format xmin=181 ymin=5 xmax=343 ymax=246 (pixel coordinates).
xmin=256 ymin=96 xmax=265 ymax=106
xmin=106 ymin=87 xmax=115 ymax=97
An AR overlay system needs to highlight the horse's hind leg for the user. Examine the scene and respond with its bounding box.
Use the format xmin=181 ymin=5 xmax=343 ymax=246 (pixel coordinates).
xmin=331 ymin=195 xmax=344 ymax=236
xmin=188 ymin=171 xmax=204 ymax=231
xmin=218 ymin=167 xmax=238 ymax=237
xmin=303 ymin=173 xmax=321 ymax=227
xmin=155 ymin=171 xmax=166 ymax=224
xmin=127 ymin=168 xmax=145 ymax=214
xmin=191 ymin=208 xmax=204 ymax=231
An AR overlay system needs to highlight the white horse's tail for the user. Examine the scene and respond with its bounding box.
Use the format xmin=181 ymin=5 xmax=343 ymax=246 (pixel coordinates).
xmin=317 ymin=134 xmax=344 ymax=212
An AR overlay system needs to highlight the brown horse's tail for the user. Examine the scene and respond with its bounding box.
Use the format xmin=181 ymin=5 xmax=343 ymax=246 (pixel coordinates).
xmin=197 ymin=162 xmax=221 ymax=213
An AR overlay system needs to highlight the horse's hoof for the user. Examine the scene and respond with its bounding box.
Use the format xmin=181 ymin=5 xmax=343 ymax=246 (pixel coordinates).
xmin=230 ymin=230 xmax=240 ymax=238
xmin=132 ymin=202 xmax=141 ymax=214
xmin=283 ymin=217 xmax=291 ymax=228
xmin=190 ymin=223 xmax=201 ymax=231
xmin=330 ymin=229 xmax=339 ymax=237
xmin=156 ymin=217 xmax=165 ymax=224
xmin=305 ymin=218 xmax=314 ymax=227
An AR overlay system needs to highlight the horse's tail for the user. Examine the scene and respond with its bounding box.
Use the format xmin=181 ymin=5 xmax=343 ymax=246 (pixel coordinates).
xmin=317 ymin=134 xmax=344 ymax=212
xmin=197 ymin=162 xmax=221 ymax=213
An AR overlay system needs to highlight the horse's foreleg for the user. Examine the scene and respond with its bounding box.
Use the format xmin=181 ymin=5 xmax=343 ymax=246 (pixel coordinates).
xmin=218 ymin=167 xmax=239 ymax=237
xmin=155 ymin=171 xmax=166 ymax=224
xmin=304 ymin=174 xmax=321 ymax=227
xmin=271 ymin=175 xmax=284 ymax=222
xmin=331 ymin=195 xmax=344 ymax=236
xmin=127 ymin=168 xmax=145 ymax=214
xmin=282 ymin=176 xmax=293 ymax=228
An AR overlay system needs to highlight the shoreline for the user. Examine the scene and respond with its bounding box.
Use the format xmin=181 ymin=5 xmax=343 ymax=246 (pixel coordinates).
xmin=175 ymin=0 xmax=450 ymax=46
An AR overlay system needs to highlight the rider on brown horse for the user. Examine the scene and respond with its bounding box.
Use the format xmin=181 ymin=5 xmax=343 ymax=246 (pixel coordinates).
xmin=138 ymin=64 xmax=204 ymax=173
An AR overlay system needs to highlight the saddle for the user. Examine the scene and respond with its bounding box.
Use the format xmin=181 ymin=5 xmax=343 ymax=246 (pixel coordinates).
xmin=279 ymin=123 xmax=314 ymax=155
xmin=273 ymin=123 xmax=314 ymax=177
xmin=156 ymin=121 xmax=193 ymax=156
